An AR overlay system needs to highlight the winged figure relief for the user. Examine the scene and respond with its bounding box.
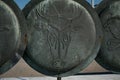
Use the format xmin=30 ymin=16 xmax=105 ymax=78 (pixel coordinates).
xmin=104 ymin=16 xmax=120 ymax=50
xmin=0 ymin=25 xmax=10 ymax=32
xmin=0 ymin=25 xmax=10 ymax=65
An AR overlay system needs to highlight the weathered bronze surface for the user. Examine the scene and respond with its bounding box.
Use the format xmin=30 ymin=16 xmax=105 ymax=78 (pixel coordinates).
xmin=23 ymin=0 xmax=102 ymax=77
xmin=96 ymin=0 xmax=120 ymax=72
xmin=0 ymin=0 xmax=26 ymax=75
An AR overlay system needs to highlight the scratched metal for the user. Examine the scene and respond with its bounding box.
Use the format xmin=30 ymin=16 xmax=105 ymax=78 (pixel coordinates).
xmin=96 ymin=0 xmax=120 ymax=72
xmin=0 ymin=0 xmax=26 ymax=75
xmin=23 ymin=0 xmax=102 ymax=77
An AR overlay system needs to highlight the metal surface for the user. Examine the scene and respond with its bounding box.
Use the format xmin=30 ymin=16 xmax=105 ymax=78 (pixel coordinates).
xmin=96 ymin=0 xmax=120 ymax=73
xmin=23 ymin=0 xmax=102 ymax=77
xmin=91 ymin=0 xmax=95 ymax=8
xmin=57 ymin=77 xmax=61 ymax=80
xmin=0 ymin=0 xmax=26 ymax=75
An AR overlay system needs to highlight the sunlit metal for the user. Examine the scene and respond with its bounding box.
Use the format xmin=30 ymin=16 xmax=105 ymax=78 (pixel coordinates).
xmin=91 ymin=0 xmax=94 ymax=8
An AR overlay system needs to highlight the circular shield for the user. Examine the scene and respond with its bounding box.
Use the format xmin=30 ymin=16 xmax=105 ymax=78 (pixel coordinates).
xmin=0 ymin=0 xmax=26 ymax=74
xmin=23 ymin=0 xmax=102 ymax=77
xmin=96 ymin=0 xmax=120 ymax=72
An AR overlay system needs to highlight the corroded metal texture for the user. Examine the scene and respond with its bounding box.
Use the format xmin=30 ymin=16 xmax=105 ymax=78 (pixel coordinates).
xmin=23 ymin=0 xmax=102 ymax=77
xmin=0 ymin=0 xmax=26 ymax=75
xmin=0 ymin=0 xmax=20 ymax=66
xmin=96 ymin=0 xmax=120 ymax=72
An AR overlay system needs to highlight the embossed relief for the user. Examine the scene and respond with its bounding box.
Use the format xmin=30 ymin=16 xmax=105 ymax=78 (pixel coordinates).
xmin=0 ymin=25 xmax=10 ymax=32
xmin=104 ymin=17 xmax=120 ymax=50
xmin=33 ymin=1 xmax=83 ymax=69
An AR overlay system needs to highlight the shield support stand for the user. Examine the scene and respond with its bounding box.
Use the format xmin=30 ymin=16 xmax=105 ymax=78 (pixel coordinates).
xmin=57 ymin=77 xmax=61 ymax=80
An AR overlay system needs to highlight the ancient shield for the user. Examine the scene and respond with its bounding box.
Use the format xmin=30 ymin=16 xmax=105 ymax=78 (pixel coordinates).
xmin=23 ymin=0 xmax=102 ymax=77
xmin=96 ymin=0 xmax=120 ymax=72
xmin=0 ymin=0 xmax=26 ymax=75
